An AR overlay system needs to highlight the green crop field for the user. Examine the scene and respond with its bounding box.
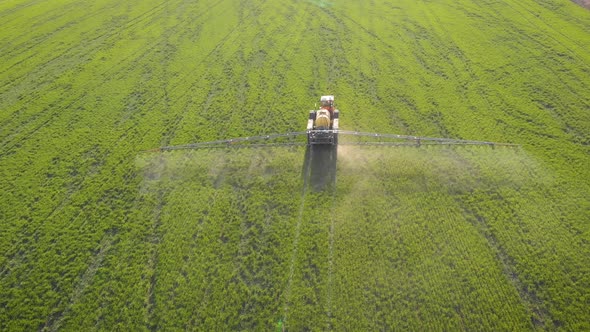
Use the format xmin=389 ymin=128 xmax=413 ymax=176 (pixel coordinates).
xmin=1 ymin=0 xmax=589 ymax=330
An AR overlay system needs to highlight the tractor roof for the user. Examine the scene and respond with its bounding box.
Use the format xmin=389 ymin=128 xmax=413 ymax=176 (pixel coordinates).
xmin=320 ymin=95 xmax=334 ymax=101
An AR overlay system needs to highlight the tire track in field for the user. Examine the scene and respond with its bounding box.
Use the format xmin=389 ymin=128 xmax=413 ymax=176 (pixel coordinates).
xmin=0 ymin=0 xmax=169 ymax=83
xmin=0 ymin=114 xmax=148 ymax=308
xmin=325 ymin=178 xmax=337 ymax=330
xmin=469 ymin=0 xmax=590 ymax=144
xmin=0 ymin=0 xmax=107 ymax=63
xmin=2 ymin=0 xmax=238 ymax=230
xmin=0 ymin=0 xmax=47 ymax=27
xmin=0 ymin=0 xmax=209 ymax=158
xmin=441 ymin=144 xmax=554 ymax=328
xmin=455 ymin=193 xmax=553 ymax=329
xmin=506 ymin=0 xmax=590 ymax=65
xmin=42 ymin=229 xmax=116 ymax=332
xmin=329 ymin=145 xmax=393 ymax=330
xmin=0 ymin=0 xmax=181 ymax=131
xmin=80 ymin=0 xmax=251 ymax=149
xmin=93 ymin=0 xmax=229 ymax=145
xmin=158 ymin=0 xmax=269 ymax=146
xmin=320 ymin=5 xmax=416 ymax=133
xmin=144 ymin=186 xmax=166 ymax=332
xmin=502 ymin=0 xmax=590 ymax=141
xmin=417 ymin=1 xmax=524 ymax=142
xmin=262 ymin=2 xmax=322 ymax=94
xmin=0 ymin=1 xmax=174 ymax=152
xmin=282 ymin=146 xmax=313 ymax=324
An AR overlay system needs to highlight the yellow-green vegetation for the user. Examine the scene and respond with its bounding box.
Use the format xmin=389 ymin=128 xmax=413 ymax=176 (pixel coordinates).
xmin=1 ymin=0 xmax=589 ymax=330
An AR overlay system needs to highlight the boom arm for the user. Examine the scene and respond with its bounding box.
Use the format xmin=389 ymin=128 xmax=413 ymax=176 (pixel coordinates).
xmin=145 ymin=130 xmax=518 ymax=152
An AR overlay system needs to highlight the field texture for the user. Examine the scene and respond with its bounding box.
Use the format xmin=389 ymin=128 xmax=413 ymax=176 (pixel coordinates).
xmin=1 ymin=0 xmax=590 ymax=330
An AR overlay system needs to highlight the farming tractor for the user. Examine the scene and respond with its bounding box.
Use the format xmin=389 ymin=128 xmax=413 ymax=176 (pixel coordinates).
xmin=307 ymin=95 xmax=339 ymax=145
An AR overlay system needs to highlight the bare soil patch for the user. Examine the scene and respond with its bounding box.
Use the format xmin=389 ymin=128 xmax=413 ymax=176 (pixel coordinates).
xmin=572 ymin=0 xmax=590 ymax=9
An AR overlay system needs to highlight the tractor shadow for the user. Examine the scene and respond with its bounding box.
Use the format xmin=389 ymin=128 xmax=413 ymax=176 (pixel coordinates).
xmin=302 ymin=145 xmax=337 ymax=192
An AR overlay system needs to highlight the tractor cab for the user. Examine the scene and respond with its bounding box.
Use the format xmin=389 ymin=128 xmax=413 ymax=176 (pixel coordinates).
xmin=320 ymin=95 xmax=335 ymax=112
